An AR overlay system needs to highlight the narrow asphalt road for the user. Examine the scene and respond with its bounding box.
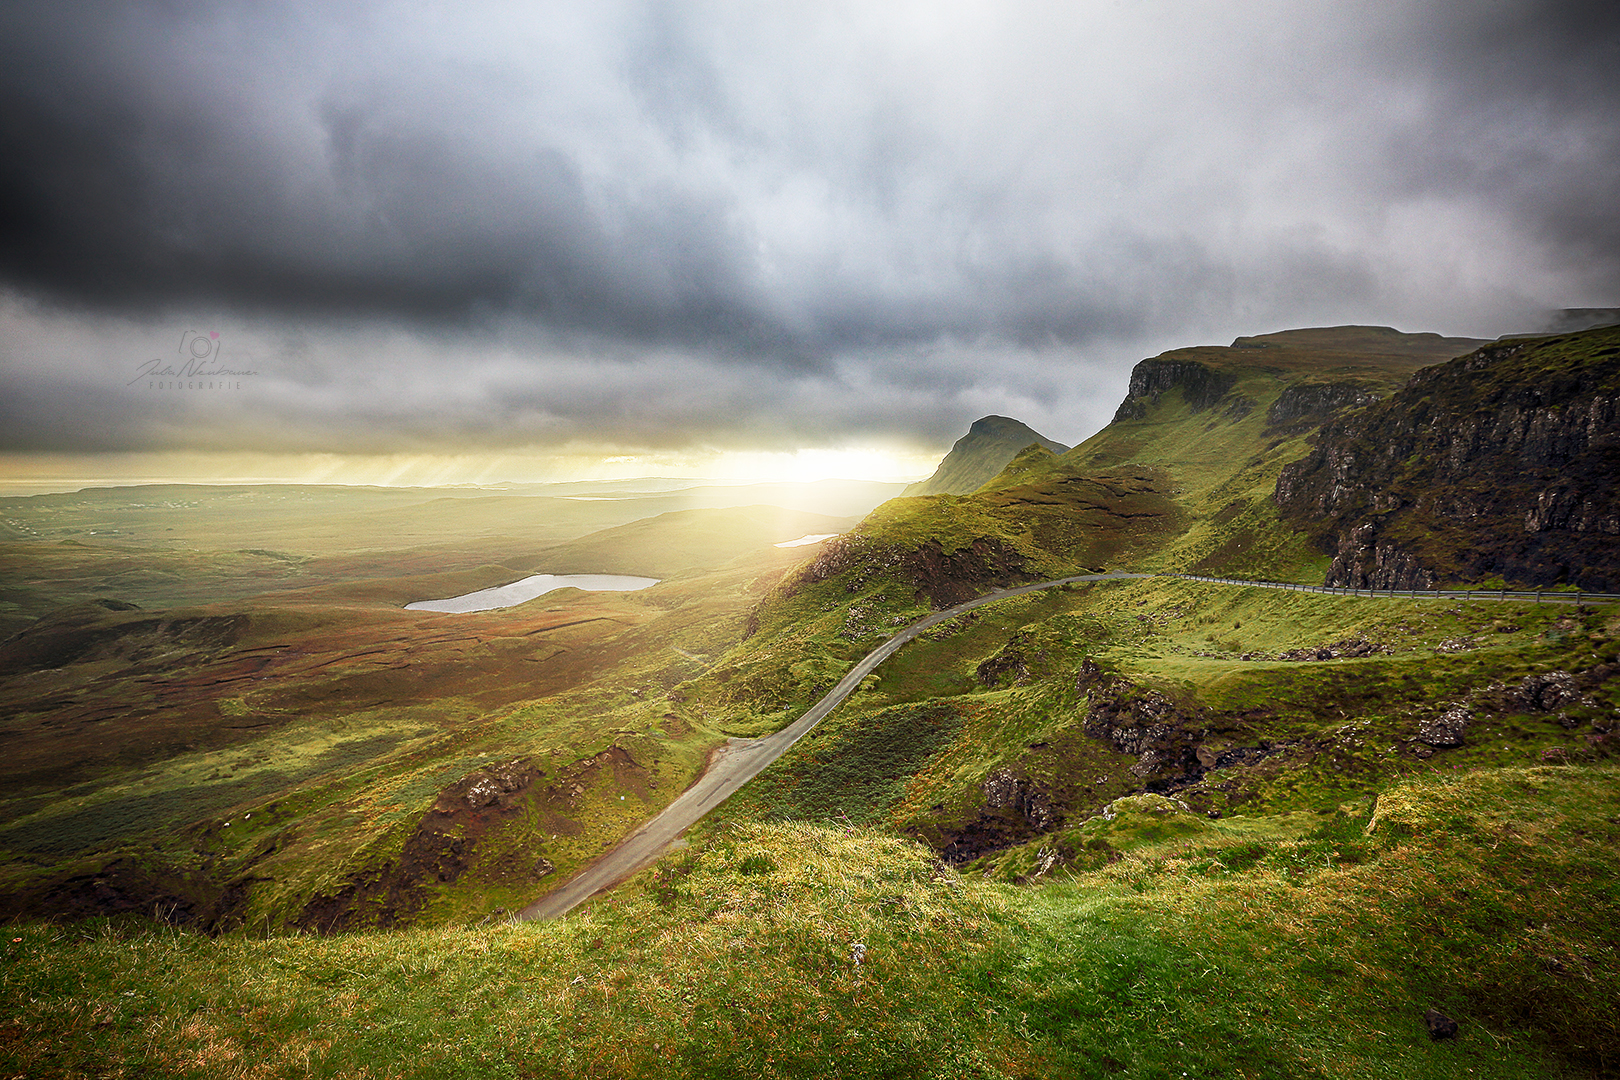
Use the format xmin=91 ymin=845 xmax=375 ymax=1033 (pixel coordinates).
xmin=515 ymin=571 xmax=1149 ymax=921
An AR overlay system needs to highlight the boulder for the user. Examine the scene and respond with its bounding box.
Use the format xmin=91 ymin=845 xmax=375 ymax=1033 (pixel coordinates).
xmin=1418 ymin=705 xmax=1471 ymax=747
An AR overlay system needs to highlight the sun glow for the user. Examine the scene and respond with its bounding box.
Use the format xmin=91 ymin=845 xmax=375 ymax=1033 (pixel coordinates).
xmin=0 ymin=445 xmax=938 ymax=495
xmin=693 ymin=448 xmax=936 ymax=484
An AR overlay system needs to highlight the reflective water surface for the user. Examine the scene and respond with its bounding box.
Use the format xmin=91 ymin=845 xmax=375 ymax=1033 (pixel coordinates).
xmin=406 ymin=574 xmax=660 ymax=613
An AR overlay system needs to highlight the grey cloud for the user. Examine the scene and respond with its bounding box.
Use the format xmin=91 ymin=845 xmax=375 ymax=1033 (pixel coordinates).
xmin=1 ymin=0 xmax=1616 ymax=457
xmin=1376 ymin=2 xmax=1620 ymax=279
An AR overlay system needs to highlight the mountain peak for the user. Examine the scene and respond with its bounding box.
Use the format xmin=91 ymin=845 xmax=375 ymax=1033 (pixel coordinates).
xmin=904 ymin=416 xmax=1070 ymax=497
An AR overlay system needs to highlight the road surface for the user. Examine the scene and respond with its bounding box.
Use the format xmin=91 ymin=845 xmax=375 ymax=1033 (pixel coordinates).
xmin=515 ymin=571 xmax=1149 ymax=920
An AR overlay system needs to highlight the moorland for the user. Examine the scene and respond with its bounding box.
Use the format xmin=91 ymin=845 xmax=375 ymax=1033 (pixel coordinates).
xmin=2 ymin=324 xmax=1617 ymax=1079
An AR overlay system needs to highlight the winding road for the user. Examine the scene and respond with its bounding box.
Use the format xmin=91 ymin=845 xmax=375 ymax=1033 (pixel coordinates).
xmin=515 ymin=571 xmax=1147 ymax=921
xmin=516 ymin=568 xmax=1617 ymax=921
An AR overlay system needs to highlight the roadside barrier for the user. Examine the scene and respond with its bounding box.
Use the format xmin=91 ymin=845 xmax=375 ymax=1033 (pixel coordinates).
xmin=1166 ymin=574 xmax=1618 ymax=605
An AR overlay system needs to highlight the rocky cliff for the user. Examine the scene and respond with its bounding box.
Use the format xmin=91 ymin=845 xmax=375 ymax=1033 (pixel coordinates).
xmin=1274 ymin=326 xmax=1620 ymax=591
xmin=1111 ymin=358 xmax=1236 ymax=422
xmin=1264 ymin=379 xmax=1382 ymax=429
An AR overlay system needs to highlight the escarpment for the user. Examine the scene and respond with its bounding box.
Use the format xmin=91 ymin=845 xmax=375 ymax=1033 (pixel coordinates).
xmin=1112 ymin=358 xmax=1238 ymax=422
xmin=1275 ymin=326 xmax=1620 ymax=591
xmin=1264 ymin=380 xmax=1382 ymax=428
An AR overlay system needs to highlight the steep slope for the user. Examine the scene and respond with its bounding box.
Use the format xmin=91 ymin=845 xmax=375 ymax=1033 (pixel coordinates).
xmin=1275 ymin=325 xmax=1620 ymax=591
xmin=1052 ymin=325 xmax=1487 ymax=581
xmin=902 ymin=415 xmax=1070 ymax=496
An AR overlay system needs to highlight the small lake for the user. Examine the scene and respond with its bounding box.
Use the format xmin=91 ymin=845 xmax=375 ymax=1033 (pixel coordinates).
xmin=775 ymin=533 xmax=839 ymax=548
xmin=406 ymin=574 xmax=660 ymax=614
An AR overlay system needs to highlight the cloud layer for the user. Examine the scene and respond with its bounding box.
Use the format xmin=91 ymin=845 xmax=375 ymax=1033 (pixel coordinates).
xmin=2 ymin=0 xmax=1616 ymax=458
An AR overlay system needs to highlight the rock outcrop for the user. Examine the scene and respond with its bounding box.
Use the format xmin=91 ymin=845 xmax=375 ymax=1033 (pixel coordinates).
xmin=1274 ymin=326 xmax=1620 ymax=591
xmin=1112 ymin=358 xmax=1236 ymax=422
xmin=1265 ymin=379 xmax=1381 ymax=428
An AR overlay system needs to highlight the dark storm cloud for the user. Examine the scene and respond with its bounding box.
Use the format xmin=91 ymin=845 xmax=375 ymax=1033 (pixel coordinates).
xmin=1 ymin=1 xmax=1617 ymax=456
xmin=0 ymin=4 xmax=791 ymax=358
xmin=1409 ymin=0 xmax=1620 ymax=274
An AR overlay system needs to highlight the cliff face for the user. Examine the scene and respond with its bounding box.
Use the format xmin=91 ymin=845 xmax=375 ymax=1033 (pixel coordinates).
xmin=1111 ymin=359 xmax=1236 ymax=422
xmin=1274 ymin=327 xmax=1620 ymax=591
xmin=1264 ymin=380 xmax=1381 ymax=428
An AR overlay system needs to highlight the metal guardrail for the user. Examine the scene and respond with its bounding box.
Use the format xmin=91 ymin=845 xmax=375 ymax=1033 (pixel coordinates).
xmin=1167 ymin=574 xmax=1618 ymax=604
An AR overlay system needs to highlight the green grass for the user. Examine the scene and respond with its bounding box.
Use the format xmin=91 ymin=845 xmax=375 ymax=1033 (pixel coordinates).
xmin=706 ymin=572 xmax=1616 ymax=856
xmin=4 ymin=765 xmax=1614 ymax=1078
xmin=726 ymin=700 xmax=965 ymax=825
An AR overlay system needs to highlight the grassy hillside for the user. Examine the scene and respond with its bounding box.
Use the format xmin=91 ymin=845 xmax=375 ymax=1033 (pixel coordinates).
xmin=710 ymin=571 xmax=1617 ymax=873
xmin=5 ymin=765 xmax=1616 ymax=1078
xmin=681 ymin=326 xmax=1613 ymax=883
xmin=1055 ymin=326 xmax=1486 ymax=583
xmin=903 ymin=415 xmax=1071 ymax=497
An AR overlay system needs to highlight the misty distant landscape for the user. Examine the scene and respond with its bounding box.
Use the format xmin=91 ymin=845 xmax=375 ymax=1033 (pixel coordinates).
xmin=3 ymin=2 xmax=1619 ymax=1078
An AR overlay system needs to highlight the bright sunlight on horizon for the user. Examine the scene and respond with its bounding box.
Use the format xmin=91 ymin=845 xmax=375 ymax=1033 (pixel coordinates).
xmin=0 ymin=446 xmax=941 ymax=497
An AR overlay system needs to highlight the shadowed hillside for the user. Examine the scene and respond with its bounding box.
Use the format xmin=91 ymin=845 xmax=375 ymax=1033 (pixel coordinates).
xmin=1275 ymin=325 xmax=1620 ymax=591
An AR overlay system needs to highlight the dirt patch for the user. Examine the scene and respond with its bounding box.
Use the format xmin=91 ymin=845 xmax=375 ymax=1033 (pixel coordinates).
xmin=0 ymin=838 xmax=277 ymax=934
xmin=906 ymin=538 xmax=1033 ymax=608
xmin=0 ymin=857 xmax=203 ymax=927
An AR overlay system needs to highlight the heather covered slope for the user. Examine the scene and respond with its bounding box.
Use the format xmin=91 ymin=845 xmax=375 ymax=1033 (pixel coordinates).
xmin=1275 ymin=325 xmax=1620 ymax=591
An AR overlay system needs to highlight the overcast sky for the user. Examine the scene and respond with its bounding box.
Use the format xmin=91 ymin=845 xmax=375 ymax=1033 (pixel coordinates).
xmin=1 ymin=0 xmax=1616 ymax=478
